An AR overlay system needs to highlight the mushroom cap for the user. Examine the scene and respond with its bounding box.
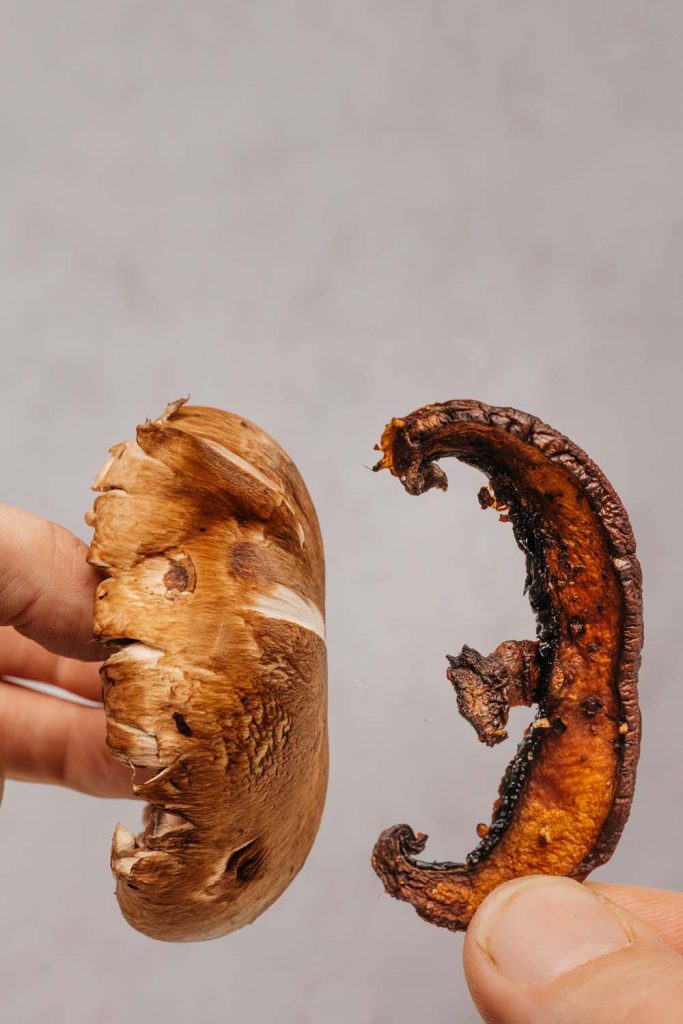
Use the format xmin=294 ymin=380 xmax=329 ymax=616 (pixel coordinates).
xmin=88 ymin=399 xmax=327 ymax=941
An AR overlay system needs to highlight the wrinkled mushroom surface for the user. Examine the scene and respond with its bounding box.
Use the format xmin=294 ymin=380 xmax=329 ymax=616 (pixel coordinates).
xmin=371 ymin=399 xmax=643 ymax=932
xmin=87 ymin=399 xmax=327 ymax=941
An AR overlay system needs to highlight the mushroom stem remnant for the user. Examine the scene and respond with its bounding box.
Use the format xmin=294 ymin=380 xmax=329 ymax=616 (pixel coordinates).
xmin=371 ymin=400 xmax=643 ymax=932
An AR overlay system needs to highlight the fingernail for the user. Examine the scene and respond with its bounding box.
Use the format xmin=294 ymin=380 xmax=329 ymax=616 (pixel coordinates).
xmin=476 ymin=876 xmax=631 ymax=985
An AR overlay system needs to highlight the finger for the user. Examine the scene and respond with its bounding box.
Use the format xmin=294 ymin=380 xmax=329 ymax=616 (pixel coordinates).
xmin=0 ymin=678 xmax=132 ymax=798
xmin=0 ymin=627 xmax=104 ymax=702
xmin=464 ymin=875 xmax=683 ymax=1024
xmin=0 ymin=503 xmax=106 ymax=661
xmin=588 ymin=882 xmax=683 ymax=956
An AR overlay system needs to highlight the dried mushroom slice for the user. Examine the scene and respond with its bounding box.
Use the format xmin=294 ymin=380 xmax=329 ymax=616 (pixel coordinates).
xmin=371 ymin=400 xmax=643 ymax=932
xmin=87 ymin=399 xmax=327 ymax=942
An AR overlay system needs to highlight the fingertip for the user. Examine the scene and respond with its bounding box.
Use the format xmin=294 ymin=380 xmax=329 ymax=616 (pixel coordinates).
xmin=467 ymin=875 xmax=631 ymax=986
xmin=463 ymin=875 xmax=683 ymax=1023
xmin=0 ymin=679 xmax=132 ymax=798
xmin=0 ymin=504 xmax=102 ymax=661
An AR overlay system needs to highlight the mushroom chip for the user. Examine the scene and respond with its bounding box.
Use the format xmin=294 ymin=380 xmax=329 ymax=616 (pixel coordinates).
xmin=371 ymin=399 xmax=643 ymax=931
xmin=86 ymin=399 xmax=327 ymax=941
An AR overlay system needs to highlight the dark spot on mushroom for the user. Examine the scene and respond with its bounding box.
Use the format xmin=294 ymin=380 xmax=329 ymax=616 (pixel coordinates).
xmin=173 ymin=712 xmax=193 ymax=737
xmin=163 ymin=553 xmax=196 ymax=597
xmin=236 ymin=853 xmax=263 ymax=882
xmin=567 ymin=617 xmax=585 ymax=638
xmin=581 ymin=696 xmax=603 ymax=717
xmin=551 ymin=717 xmax=567 ymax=735
xmin=164 ymin=563 xmax=189 ymax=592
xmin=226 ymin=838 xmax=264 ymax=883
xmin=230 ymin=542 xmax=265 ymax=581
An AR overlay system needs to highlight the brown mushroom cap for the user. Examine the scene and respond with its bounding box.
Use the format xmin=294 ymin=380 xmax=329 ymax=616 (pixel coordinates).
xmin=87 ymin=399 xmax=327 ymax=941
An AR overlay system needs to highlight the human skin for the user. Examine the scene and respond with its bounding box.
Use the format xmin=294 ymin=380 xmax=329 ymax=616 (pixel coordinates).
xmin=0 ymin=502 xmax=131 ymax=800
xmin=463 ymin=876 xmax=683 ymax=1023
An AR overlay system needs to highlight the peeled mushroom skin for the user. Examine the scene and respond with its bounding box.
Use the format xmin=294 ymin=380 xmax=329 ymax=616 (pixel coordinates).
xmin=87 ymin=398 xmax=327 ymax=942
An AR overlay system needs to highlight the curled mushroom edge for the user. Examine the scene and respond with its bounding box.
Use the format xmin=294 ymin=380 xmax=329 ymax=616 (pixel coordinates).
xmin=371 ymin=399 xmax=643 ymax=932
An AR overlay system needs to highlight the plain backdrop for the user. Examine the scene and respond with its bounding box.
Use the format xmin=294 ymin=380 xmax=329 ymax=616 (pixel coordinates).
xmin=1 ymin=3 xmax=682 ymax=1022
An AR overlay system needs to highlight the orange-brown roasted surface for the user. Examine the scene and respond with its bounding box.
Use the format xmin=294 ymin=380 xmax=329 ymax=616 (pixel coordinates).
xmin=371 ymin=400 xmax=643 ymax=932
xmin=86 ymin=399 xmax=327 ymax=941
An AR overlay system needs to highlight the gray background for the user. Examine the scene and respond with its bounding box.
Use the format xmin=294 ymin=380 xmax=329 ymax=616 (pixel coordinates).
xmin=1 ymin=2 xmax=681 ymax=1022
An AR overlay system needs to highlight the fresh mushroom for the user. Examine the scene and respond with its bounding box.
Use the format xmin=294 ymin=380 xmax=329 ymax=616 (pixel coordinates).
xmin=87 ymin=399 xmax=327 ymax=941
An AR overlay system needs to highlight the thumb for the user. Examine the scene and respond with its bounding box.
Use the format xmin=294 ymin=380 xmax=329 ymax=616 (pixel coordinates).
xmin=463 ymin=875 xmax=683 ymax=1024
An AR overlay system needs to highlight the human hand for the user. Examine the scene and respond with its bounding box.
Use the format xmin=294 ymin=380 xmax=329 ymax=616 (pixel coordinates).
xmin=0 ymin=502 xmax=132 ymax=800
xmin=464 ymin=875 xmax=683 ymax=1022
